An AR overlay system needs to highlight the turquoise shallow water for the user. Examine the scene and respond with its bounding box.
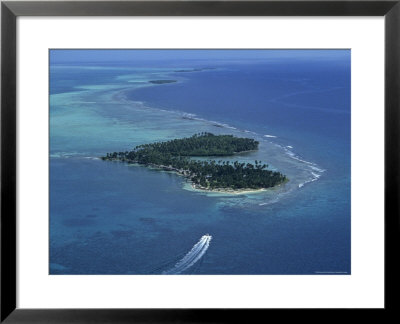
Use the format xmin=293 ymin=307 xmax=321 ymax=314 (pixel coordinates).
xmin=50 ymin=50 xmax=350 ymax=274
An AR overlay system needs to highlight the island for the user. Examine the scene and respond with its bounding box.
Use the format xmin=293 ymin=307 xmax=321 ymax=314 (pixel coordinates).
xmin=101 ymin=133 xmax=287 ymax=192
xmin=173 ymin=68 xmax=215 ymax=73
xmin=174 ymin=68 xmax=204 ymax=73
xmin=148 ymin=80 xmax=177 ymax=84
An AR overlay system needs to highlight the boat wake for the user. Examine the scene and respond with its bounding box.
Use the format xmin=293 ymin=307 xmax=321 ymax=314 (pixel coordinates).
xmin=163 ymin=234 xmax=212 ymax=274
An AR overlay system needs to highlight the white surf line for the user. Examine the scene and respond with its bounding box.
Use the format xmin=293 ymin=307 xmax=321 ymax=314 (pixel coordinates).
xmin=163 ymin=234 xmax=212 ymax=275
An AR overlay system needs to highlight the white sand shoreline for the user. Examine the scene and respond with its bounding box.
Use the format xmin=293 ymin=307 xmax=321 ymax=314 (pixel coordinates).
xmin=189 ymin=183 xmax=267 ymax=195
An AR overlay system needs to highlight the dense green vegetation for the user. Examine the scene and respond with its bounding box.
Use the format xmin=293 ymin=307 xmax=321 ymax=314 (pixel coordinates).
xmin=102 ymin=133 xmax=287 ymax=191
xmin=130 ymin=133 xmax=259 ymax=157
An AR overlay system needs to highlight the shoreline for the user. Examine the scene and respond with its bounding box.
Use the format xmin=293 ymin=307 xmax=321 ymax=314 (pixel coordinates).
xmin=189 ymin=182 xmax=267 ymax=195
xmin=189 ymin=177 xmax=289 ymax=195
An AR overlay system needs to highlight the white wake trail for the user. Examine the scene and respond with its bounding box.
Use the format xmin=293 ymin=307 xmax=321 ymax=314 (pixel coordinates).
xmin=163 ymin=234 xmax=212 ymax=274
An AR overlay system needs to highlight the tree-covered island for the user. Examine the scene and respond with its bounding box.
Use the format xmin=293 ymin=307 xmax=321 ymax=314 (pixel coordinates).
xmin=102 ymin=133 xmax=287 ymax=192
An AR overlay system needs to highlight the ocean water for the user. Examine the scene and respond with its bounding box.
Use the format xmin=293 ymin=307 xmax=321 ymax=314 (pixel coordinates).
xmin=49 ymin=50 xmax=350 ymax=275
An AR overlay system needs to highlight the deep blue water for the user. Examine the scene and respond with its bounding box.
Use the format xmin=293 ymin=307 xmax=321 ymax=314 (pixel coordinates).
xmin=50 ymin=50 xmax=350 ymax=275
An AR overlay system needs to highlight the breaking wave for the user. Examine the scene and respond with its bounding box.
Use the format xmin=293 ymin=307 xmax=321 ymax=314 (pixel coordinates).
xmin=163 ymin=234 xmax=212 ymax=274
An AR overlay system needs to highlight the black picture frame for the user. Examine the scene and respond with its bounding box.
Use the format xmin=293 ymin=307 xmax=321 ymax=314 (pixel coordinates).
xmin=1 ymin=0 xmax=399 ymax=322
